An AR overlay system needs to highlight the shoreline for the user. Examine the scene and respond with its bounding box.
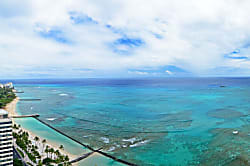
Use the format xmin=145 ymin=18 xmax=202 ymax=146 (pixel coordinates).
xmin=4 ymin=97 xmax=19 ymax=117
xmin=5 ymin=96 xmax=131 ymax=166
xmin=4 ymin=97 xmax=78 ymax=162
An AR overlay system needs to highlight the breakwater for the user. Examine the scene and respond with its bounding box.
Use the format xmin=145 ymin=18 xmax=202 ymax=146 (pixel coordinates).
xmin=69 ymin=151 xmax=94 ymax=164
xmin=19 ymin=99 xmax=41 ymax=101
xmin=34 ymin=117 xmax=138 ymax=166
xmin=12 ymin=114 xmax=40 ymax=118
xmin=14 ymin=91 xmax=24 ymax=93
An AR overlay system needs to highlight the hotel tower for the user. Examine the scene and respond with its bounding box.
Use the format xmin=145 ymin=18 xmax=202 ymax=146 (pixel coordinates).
xmin=0 ymin=109 xmax=13 ymax=166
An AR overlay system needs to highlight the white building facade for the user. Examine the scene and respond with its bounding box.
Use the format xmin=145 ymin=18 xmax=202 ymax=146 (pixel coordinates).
xmin=0 ymin=109 xmax=13 ymax=166
xmin=0 ymin=83 xmax=14 ymax=89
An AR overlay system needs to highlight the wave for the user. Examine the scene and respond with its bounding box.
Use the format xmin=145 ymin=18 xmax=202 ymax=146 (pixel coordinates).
xmin=107 ymin=146 xmax=116 ymax=151
xmin=59 ymin=93 xmax=69 ymax=96
xmin=83 ymin=135 xmax=92 ymax=138
xmin=122 ymin=137 xmax=137 ymax=143
xmin=47 ymin=118 xmax=56 ymax=121
xmin=122 ymin=144 xmax=127 ymax=148
xmin=100 ymin=137 xmax=110 ymax=143
xmin=129 ymin=140 xmax=150 ymax=148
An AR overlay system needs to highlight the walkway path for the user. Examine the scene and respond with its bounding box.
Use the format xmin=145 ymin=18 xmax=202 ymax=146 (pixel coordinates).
xmin=13 ymin=146 xmax=28 ymax=166
xmin=14 ymin=142 xmax=36 ymax=165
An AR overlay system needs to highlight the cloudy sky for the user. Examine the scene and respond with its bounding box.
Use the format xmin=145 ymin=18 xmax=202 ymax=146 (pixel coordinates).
xmin=1 ymin=0 xmax=250 ymax=78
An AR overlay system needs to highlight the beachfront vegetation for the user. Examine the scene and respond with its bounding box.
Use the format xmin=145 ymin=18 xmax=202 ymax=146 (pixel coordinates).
xmin=59 ymin=145 xmax=64 ymax=150
xmin=17 ymin=148 xmax=24 ymax=158
xmin=0 ymin=87 xmax=16 ymax=108
xmin=13 ymin=158 xmax=24 ymax=166
xmin=13 ymin=124 xmax=71 ymax=165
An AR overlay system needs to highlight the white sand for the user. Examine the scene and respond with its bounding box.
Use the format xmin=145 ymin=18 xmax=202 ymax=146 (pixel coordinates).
xmin=6 ymin=97 xmax=109 ymax=166
xmin=5 ymin=98 xmax=77 ymax=161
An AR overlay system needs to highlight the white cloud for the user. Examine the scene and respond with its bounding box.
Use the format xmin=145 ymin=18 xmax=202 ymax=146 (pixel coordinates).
xmin=0 ymin=0 xmax=250 ymax=78
xmin=128 ymin=71 xmax=149 ymax=75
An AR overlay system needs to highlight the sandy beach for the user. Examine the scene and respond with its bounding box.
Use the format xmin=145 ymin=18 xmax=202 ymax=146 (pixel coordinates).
xmin=16 ymin=127 xmax=78 ymax=161
xmin=5 ymin=97 xmax=19 ymax=116
xmin=4 ymin=96 xmax=121 ymax=166
xmin=4 ymin=97 xmax=78 ymax=163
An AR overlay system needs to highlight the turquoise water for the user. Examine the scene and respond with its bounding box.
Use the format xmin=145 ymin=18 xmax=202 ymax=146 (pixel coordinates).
xmin=78 ymin=154 xmax=125 ymax=166
xmin=10 ymin=78 xmax=250 ymax=165
xmin=14 ymin=117 xmax=89 ymax=156
xmin=13 ymin=117 xmax=126 ymax=166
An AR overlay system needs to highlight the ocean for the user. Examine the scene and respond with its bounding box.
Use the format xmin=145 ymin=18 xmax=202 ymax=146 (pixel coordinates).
xmin=6 ymin=78 xmax=250 ymax=165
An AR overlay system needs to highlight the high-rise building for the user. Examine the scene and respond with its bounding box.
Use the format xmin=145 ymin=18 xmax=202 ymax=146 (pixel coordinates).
xmin=0 ymin=109 xmax=13 ymax=166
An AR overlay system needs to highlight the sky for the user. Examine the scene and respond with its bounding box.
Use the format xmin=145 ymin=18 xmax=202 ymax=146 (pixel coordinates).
xmin=1 ymin=0 xmax=250 ymax=78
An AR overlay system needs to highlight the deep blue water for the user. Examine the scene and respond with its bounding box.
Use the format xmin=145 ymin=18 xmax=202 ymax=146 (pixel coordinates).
xmin=4 ymin=78 xmax=250 ymax=165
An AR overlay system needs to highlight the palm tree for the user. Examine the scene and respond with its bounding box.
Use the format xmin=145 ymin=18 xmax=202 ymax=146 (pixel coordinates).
xmin=31 ymin=146 xmax=35 ymax=153
xmin=37 ymin=155 xmax=41 ymax=160
xmin=55 ymin=149 xmax=60 ymax=159
xmin=37 ymin=160 xmax=43 ymax=166
xmin=42 ymin=139 xmax=46 ymax=144
xmin=42 ymin=139 xmax=46 ymax=152
xmin=50 ymin=148 xmax=55 ymax=159
xmin=59 ymin=145 xmax=64 ymax=150
xmin=64 ymin=162 xmax=72 ymax=166
xmin=65 ymin=155 xmax=69 ymax=162
xmin=34 ymin=136 xmax=39 ymax=146
xmin=45 ymin=145 xmax=49 ymax=158
xmin=48 ymin=148 xmax=52 ymax=158
xmin=64 ymin=155 xmax=70 ymax=166
xmin=59 ymin=154 xmax=64 ymax=162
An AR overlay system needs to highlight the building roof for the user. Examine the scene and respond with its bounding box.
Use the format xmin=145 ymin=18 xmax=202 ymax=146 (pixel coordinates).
xmin=0 ymin=109 xmax=8 ymax=115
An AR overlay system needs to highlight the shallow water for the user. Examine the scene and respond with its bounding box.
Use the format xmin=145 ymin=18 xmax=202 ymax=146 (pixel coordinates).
xmin=14 ymin=117 xmax=124 ymax=166
xmin=9 ymin=78 xmax=250 ymax=165
xmin=14 ymin=117 xmax=89 ymax=156
xmin=78 ymin=154 xmax=125 ymax=166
